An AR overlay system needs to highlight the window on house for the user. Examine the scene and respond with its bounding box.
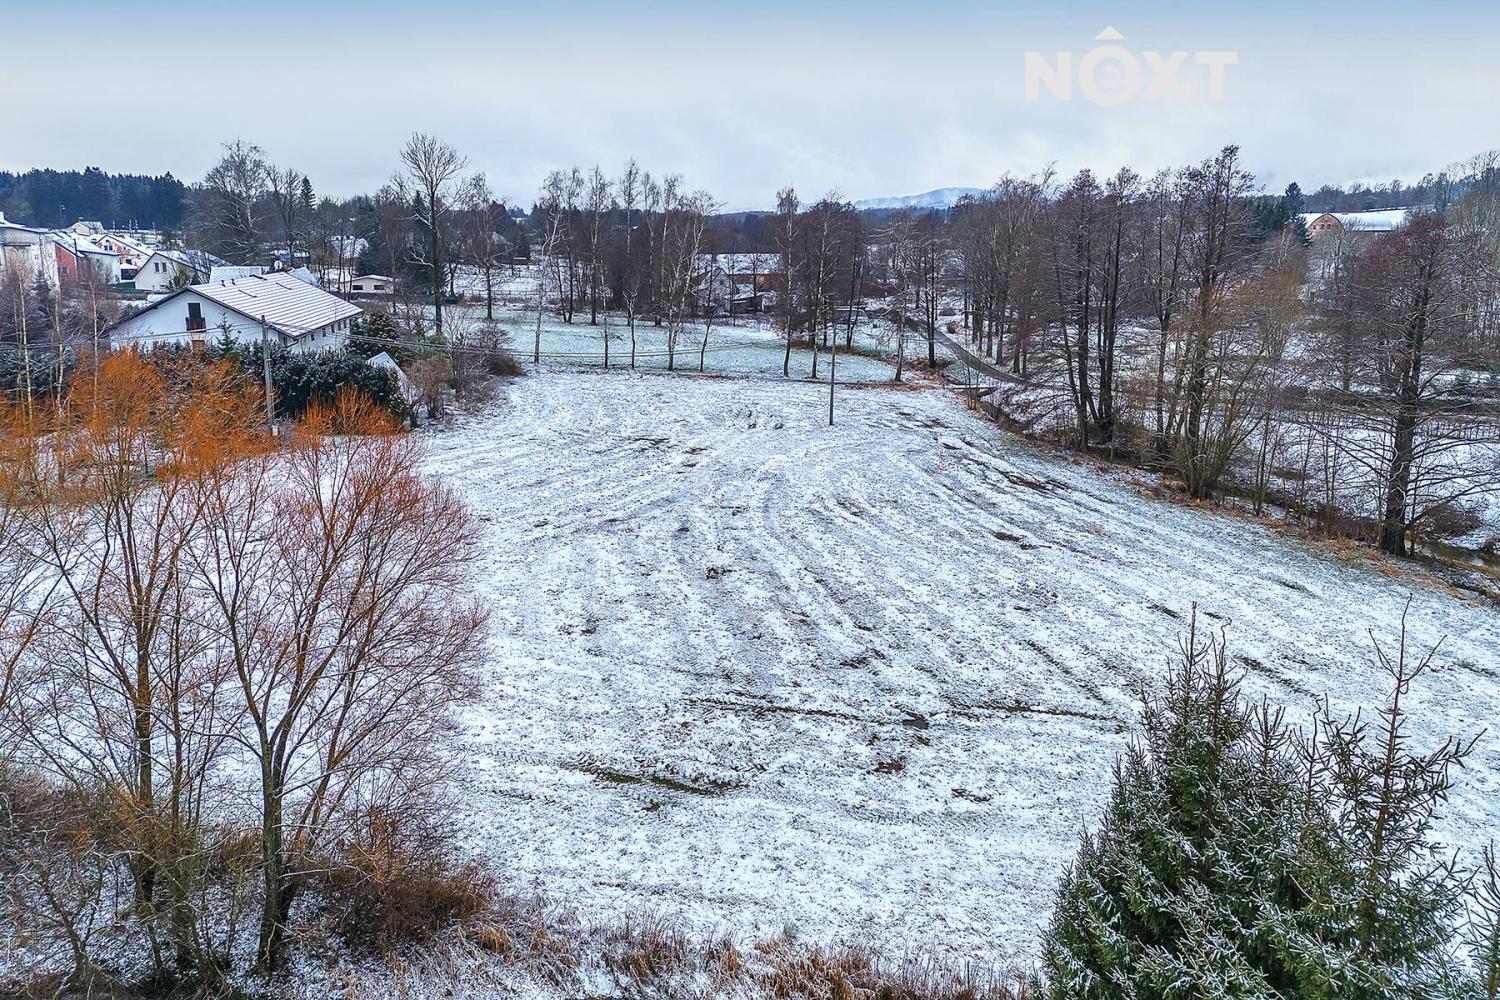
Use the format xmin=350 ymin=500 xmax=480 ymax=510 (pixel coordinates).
xmin=187 ymin=302 xmax=205 ymax=332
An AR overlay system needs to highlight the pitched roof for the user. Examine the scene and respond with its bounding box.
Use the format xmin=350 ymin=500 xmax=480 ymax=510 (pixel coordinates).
xmin=0 ymin=212 xmax=48 ymax=236
xmin=112 ymin=272 xmax=361 ymax=340
xmin=194 ymin=272 xmax=361 ymax=336
xmin=1298 ymin=208 xmax=1410 ymax=232
xmin=49 ymin=231 xmax=120 ymax=259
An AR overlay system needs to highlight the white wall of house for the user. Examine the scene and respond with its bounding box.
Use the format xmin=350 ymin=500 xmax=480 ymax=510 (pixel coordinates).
xmin=110 ymin=291 xmax=352 ymax=353
xmin=133 ymin=254 xmax=202 ymax=292
xmin=0 ymin=223 xmax=60 ymax=287
xmin=80 ymin=251 xmax=121 ymax=285
xmin=348 ymin=275 xmax=393 ymax=295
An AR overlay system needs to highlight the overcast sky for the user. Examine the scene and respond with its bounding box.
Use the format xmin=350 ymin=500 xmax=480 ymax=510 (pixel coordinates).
xmin=3 ymin=0 xmax=1496 ymax=209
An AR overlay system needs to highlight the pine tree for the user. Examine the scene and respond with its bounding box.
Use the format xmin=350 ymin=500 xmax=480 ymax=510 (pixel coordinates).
xmin=1044 ymin=608 xmax=1482 ymax=1000
xmin=1466 ymin=844 xmax=1500 ymax=1000
xmin=1044 ymin=610 xmax=1315 ymax=999
xmin=1304 ymin=608 xmax=1477 ymax=999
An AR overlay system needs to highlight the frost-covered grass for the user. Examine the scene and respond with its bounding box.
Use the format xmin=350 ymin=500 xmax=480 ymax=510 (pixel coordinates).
xmin=441 ymin=303 xmax=906 ymax=382
xmin=425 ymin=370 xmax=1500 ymax=963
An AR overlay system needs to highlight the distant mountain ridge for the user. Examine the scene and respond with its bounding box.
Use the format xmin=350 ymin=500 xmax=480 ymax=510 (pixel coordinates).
xmin=852 ymin=187 xmax=985 ymax=211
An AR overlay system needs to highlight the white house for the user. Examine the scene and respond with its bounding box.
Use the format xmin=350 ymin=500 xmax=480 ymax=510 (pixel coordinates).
xmin=108 ymin=272 xmax=363 ymax=354
xmin=0 ymin=212 xmax=59 ymax=286
xmin=348 ymin=274 xmax=394 ymax=296
xmin=96 ymin=233 xmax=155 ymax=281
xmin=133 ymin=249 xmax=222 ymax=292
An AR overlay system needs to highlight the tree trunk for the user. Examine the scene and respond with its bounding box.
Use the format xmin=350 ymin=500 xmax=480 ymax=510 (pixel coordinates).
xmin=430 ymin=219 xmax=443 ymax=337
xmin=256 ymin=769 xmax=293 ymax=974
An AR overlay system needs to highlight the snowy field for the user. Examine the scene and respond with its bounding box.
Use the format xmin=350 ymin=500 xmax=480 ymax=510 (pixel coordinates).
xmin=446 ymin=303 xmax=904 ymax=382
xmin=424 ymin=370 xmax=1500 ymax=962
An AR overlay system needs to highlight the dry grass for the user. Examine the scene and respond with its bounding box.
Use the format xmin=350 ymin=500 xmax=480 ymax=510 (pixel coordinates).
xmin=317 ymin=808 xmax=493 ymax=954
xmin=754 ymin=937 xmax=1032 ymax=1000
xmin=309 ymin=882 xmax=1036 ymax=1000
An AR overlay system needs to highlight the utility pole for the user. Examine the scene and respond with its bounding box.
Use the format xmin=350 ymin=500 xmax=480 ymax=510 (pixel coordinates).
xmin=260 ymin=314 xmax=275 ymax=434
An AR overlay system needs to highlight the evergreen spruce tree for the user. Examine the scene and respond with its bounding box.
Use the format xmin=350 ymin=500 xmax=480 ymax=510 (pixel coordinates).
xmin=1303 ymin=612 xmax=1477 ymax=999
xmin=1045 ymin=611 xmax=1315 ymax=999
xmin=1044 ymin=609 xmax=1481 ymax=1000
xmin=1465 ymin=844 xmax=1500 ymax=1000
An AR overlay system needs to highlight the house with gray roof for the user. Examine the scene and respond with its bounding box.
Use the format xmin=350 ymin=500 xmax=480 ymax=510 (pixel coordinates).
xmin=108 ymin=272 xmax=362 ymax=353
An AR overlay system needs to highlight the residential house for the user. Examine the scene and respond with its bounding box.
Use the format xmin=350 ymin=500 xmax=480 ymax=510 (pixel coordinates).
xmin=348 ymin=274 xmax=395 ymax=296
xmin=1298 ymin=209 xmax=1410 ymax=240
xmin=108 ymin=272 xmax=362 ymax=353
xmin=50 ymin=232 xmax=122 ymax=286
xmin=1299 ymin=209 xmax=1413 ymax=282
xmin=0 ymin=212 xmax=59 ymax=286
xmin=133 ymin=249 xmax=223 ymax=292
xmin=695 ymin=252 xmax=782 ymax=314
xmin=91 ymin=232 xmax=157 ymax=280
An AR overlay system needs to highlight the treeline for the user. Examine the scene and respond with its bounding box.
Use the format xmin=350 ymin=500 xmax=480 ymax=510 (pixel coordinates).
xmin=944 ymin=146 xmax=1500 ymax=557
xmin=183 ymin=140 xmax=529 ymax=316
xmin=1301 ymin=166 xmax=1492 ymax=214
xmin=0 ymin=167 xmax=188 ymax=230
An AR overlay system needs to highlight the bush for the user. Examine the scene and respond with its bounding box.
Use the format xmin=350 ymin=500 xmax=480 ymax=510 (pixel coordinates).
xmin=1418 ymin=500 xmax=1486 ymax=541
xmin=219 ymin=342 xmax=406 ymax=421
xmin=317 ymin=807 xmax=491 ymax=953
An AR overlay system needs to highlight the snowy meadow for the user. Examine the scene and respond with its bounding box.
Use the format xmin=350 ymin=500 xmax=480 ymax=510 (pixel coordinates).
xmin=426 ymin=368 xmax=1500 ymax=961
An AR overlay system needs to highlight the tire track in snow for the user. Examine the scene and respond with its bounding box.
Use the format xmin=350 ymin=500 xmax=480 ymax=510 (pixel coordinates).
xmin=424 ymin=370 xmax=1500 ymax=962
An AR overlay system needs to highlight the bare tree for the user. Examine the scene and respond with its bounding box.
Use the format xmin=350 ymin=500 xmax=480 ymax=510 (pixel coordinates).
xmin=882 ymin=212 xmax=919 ymax=383
xmin=619 ymin=160 xmax=644 ymax=368
xmin=1174 ymin=145 xmax=1256 ymax=498
xmin=661 ymin=188 xmax=711 ymax=372
xmin=198 ymin=140 xmax=270 ymax=264
xmin=1347 ymin=214 xmax=1493 ymax=554
xmin=267 ymin=165 xmax=311 ymax=268
xmin=1141 ymin=168 xmax=1192 ymax=450
xmin=184 ymin=395 xmax=487 ymax=972
xmin=459 ymin=173 xmax=508 ymax=321
xmin=584 ymin=166 xmax=612 ymax=331
xmin=396 ymin=133 xmax=468 ymax=338
xmin=10 ymin=355 xmax=264 ymax=980
xmin=534 ymin=170 xmax=572 ymax=364
xmin=776 ymin=186 xmax=800 ymax=377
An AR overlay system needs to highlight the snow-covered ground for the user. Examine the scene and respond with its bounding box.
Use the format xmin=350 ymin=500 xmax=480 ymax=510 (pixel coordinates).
xmin=424 ymin=370 xmax=1500 ymax=963
xmin=449 ymin=303 xmax=905 ymax=382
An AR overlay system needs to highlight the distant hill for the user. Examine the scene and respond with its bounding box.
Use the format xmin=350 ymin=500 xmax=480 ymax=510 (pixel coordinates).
xmin=852 ymin=187 xmax=985 ymax=211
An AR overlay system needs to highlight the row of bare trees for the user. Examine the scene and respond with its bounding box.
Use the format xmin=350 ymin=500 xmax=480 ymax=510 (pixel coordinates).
xmin=529 ymin=162 xmax=721 ymax=368
xmin=0 ymin=354 xmax=486 ymax=988
xmin=946 ymin=145 xmax=1500 ymax=555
